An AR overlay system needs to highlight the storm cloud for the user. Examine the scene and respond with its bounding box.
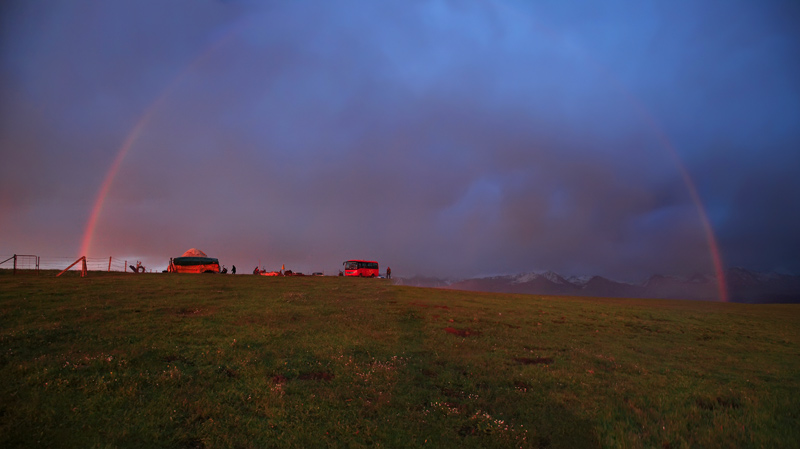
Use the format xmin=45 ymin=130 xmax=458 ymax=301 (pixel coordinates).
xmin=2 ymin=0 xmax=799 ymax=281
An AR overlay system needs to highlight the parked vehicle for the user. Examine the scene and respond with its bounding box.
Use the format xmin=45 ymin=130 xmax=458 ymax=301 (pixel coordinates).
xmin=343 ymin=260 xmax=379 ymax=277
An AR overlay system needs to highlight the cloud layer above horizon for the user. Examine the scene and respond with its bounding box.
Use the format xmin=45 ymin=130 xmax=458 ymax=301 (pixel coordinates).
xmin=2 ymin=0 xmax=799 ymax=281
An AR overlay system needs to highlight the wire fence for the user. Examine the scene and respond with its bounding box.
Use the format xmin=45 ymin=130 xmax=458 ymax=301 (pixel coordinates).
xmin=0 ymin=254 xmax=131 ymax=274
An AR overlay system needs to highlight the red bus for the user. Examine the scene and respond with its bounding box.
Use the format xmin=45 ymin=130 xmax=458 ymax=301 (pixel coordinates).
xmin=343 ymin=260 xmax=379 ymax=277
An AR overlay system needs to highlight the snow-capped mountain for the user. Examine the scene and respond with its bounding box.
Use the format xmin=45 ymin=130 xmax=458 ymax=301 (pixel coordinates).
xmin=566 ymin=275 xmax=594 ymax=287
xmin=396 ymin=268 xmax=800 ymax=303
xmin=512 ymin=271 xmax=568 ymax=285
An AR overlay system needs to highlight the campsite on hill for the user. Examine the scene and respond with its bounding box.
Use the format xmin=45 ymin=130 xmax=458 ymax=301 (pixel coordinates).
xmin=1 ymin=271 xmax=798 ymax=448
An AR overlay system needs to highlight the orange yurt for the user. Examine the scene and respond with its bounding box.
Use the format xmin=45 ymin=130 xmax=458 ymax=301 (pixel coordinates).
xmin=168 ymin=248 xmax=220 ymax=273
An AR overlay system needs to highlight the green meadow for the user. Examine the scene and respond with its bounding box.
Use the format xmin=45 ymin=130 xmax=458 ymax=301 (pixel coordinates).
xmin=1 ymin=271 xmax=798 ymax=448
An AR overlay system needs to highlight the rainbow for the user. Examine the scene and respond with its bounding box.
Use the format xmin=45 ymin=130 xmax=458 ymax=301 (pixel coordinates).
xmin=572 ymin=47 xmax=729 ymax=302
xmin=496 ymin=6 xmax=729 ymax=301
xmin=78 ymin=24 xmax=242 ymax=261
xmin=626 ymin=96 xmax=729 ymax=302
xmin=79 ymin=11 xmax=728 ymax=301
xmin=78 ymin=110 xmax=155 ymax=259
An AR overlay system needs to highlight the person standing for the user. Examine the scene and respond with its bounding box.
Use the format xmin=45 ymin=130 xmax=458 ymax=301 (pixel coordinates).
xmin=386 ymin=266 xmax=391 ymax=279
xmin=232 ymin=265 xmax=236 ymax=275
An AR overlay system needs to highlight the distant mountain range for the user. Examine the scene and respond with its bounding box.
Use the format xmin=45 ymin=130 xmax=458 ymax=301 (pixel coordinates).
xmin=394 ymin=267 xmax=800 ymax=303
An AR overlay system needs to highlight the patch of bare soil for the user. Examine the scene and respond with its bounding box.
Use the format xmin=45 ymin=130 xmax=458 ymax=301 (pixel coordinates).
xmin=696 ymin=396 xmax=741 ymax=410
xmin=272 ymin=374 xmax=288 ymax=384
xmin=171 ymin=307 xmax=215 ymax=317
xmin=217 ymin=366 xmax=238 ymax=378
xmin=234 ymin=316 xmax=270 ymax=326
xmin=421 ymin=368 xmax=437 ymax=378
xmin=513 ymin=357 xmax=554 ymax=365
xmin=298 ymin=371 xmax=335 ymax=381
xmin=162 ymin=354 xmax=194 ymax=365
xmin=411 ymin=302 xmax=450 ymax=309
xmin=444 ymin=327 xmax=481 ymax=337
xmin=181 ymin=437 xmax=205 ymax=449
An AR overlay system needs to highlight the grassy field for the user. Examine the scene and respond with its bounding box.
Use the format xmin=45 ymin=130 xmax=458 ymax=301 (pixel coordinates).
xmin=1 ymin=271 xmax=798 ymax=448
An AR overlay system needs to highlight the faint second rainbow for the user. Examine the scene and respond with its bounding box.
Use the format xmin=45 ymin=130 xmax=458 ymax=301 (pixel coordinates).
xmin=496 ymin=4 xmax=729 ymax=301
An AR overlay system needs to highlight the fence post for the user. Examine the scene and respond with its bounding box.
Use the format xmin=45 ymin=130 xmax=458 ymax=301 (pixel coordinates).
xmin=57 ymin=256 xmax=87 ymax=277
xmin=108 ymin=257 xmax=112 ymax=272
xmin=124 ymin=261 xmax=127 ymax=272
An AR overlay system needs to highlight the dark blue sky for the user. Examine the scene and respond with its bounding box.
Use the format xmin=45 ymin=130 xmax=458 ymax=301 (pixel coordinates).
xmin=1 ymin=0 xmax=799 ymax=280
